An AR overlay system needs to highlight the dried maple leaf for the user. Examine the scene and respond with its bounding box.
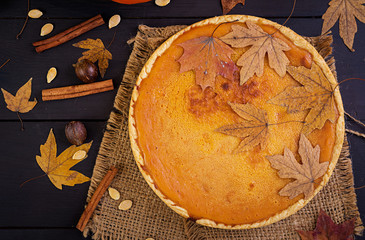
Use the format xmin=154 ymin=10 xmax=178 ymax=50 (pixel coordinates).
xmin=73 ymin=38 xmax=112 ymax=78
xmin=220 ymin=21 xmax=291 ymax=85
xmin=267 ymin=134 xmax=329 ymax=200
xmin=36 ymin=129 xmax=92 ymax=190
xmin=216 ymin=102 xmax=269 ymax=153
xmin=1 ymin=78 xmax=37 ymax=113
xmin=177 ymin=36 xmax=238 ymax=90
xmin=221 ymin=0 xmax=246 ymax=15
xmin=269 ymin=64 xmax=336 ymax=135
xmin=297 ymin=209 xmax=355 ymax=240
xmin=1 ymin=78 xmax=37 ymax=130
xmin=322 ymin=0 xmax=365 ymax=51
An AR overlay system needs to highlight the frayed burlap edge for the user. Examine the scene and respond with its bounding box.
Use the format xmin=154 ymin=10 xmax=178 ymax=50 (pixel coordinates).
xmin=81 ymin=24 xmax=364 ymax=240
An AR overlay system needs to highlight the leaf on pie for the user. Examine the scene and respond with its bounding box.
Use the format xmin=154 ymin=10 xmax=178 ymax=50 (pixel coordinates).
xmin=216 ymin=102 xmax=269 ymax=153
xmin=221 ymin=0 xmax=246 ymax=15
xmin=267 ymin=134 xmax=329 ymax=200
xmin=297 ymin=209 xmax=355 ymax=240
xmin=73 ymin=38 xmax=112 ymax=78
xmin=1 ymin=78 xmax=37 ymax=113
xmin=322 ymin=0 xmax=365 ymax=51
xmin=36 ymin=129 xmax=92 ymax=190
xmin=177 ymin=36 xmax=238 ymax=91
xmin=269 ymin=64 xmax=336 ymax=135
xmin=220 ymin=21 xmax=291 ymax=85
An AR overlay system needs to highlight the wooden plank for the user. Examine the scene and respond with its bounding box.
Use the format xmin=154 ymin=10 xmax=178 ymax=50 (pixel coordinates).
xmin=0 ymin=122 xmax=105 ymax=227
xmin=0 ymin=0 xmax=328 ymax=19
xmin=1 ymin=18 xmax=365 ymax=120
xmin=0 ymin=229 xmax=91 ymax=240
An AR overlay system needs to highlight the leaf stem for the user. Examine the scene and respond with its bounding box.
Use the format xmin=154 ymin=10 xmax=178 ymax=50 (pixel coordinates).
xmin=0 ymin=59 xmax=10 ymax=70
xmin=332 ymin=78 xmax=365 ymax=92
xmin=210 ymin=19 xmax=239 ymax=38
xmin=16 ymin=0 xmax=30 ymax=39
xmin=355 ymin=185 xmax=365 ymax=190
xmin=106 ymin=27 xmax=117 ymax=49
xmin=16 ymin=111 xmax=24 ymax=131
xmin=270 ymin=0 xmax=296 ymax=37
xmin=20 ymin=174 xmax=46 ymax=188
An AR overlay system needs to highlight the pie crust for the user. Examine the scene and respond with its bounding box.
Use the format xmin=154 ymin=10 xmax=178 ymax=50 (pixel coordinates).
xmin=128 ymin=15 xmax=344 ymax=229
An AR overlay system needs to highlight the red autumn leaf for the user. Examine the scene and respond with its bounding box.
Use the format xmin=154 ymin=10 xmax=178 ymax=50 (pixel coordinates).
xmin=177 ymin=36 xmax=238 ymax=91
xmin=297 ymin=209 xmax=355 ymax=240
xmin=221 ymin=0 xmax=246 ymax=15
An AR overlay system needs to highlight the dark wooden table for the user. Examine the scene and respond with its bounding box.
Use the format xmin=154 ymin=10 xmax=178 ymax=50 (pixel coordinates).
xmin=0 ymin=0 xmax=364 ymax=239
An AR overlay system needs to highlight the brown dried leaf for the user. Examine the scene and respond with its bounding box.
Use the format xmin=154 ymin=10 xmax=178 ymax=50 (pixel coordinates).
xmin=36 ymin=129 xmax=92 ymax=190
xmin=177 ymin=36 xmax=238 ymax=90
xmin=221 ymin=0 xmax=246 ymax=15
xmin=267 ymin=134 xmax=329 ymax=200
xmin=1 ymin=78 xmax=37 ymax=113
xmin=297 ymin=209 xmax=355 ymax=240
xmin=269 ymin=64 xmax=336 ymax=135
xmin=216 ymin=102 xmax=269 ymax=153
xmin=322 ymin=0 xmax=365 ymax=51
xmin=220 ymin=21 xmax=291 ymax=85
xmin=73 ymin=38 xmax=112 ymax=78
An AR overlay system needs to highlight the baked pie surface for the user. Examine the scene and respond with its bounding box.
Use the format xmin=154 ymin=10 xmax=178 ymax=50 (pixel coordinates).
xmin=128 ymin=15 xmax=344 ymax=229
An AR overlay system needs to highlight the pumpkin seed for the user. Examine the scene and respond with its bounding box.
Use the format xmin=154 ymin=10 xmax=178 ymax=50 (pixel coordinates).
xmin=72 ymin=150 xmax=87 ymax=160
xmin=40 ymin=23 xmax=54 ymax=36
xmin=46 ymin=67 xmax=57 ymax=83
xmin=108 ymin=187 xmax=120 ymax=200
xmin=28 ymin=9 xmax=43 ymax=18
xmin=108 ymin=15 xmax=121 ymax=29
xmin=118 ymin=200 xmax=132 ymax=210
xmin=155 ymin=0 xmax=170 ymax=7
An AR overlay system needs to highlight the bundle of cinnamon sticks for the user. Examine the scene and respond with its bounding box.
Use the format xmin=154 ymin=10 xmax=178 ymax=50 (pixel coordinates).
xmin=33 ymin=14 xmax=105 ymax=53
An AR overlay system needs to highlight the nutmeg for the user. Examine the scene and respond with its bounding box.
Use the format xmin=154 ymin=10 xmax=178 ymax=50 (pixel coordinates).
xmin=65 ymin=121 xmax=87 ymax=145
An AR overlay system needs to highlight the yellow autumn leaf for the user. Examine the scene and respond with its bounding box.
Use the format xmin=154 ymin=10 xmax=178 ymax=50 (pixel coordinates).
xmin=73 ymin=38 xmax=112 ymax=78
xmin=36 ymin=129 xmax=92 ymax=190
xmin=1 ymin=78 xmax=37 ymax=113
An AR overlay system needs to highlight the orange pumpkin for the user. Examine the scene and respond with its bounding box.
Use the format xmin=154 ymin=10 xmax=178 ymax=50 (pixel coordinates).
xmin=112 ymin=0 xmax=151 ymax=4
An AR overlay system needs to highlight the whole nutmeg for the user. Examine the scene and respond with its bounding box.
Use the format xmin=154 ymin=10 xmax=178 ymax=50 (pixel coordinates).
xmin=65 ymin=121 xmax=87 ymax=145
xmin=73 ymin=59 xmax=98 ymax=83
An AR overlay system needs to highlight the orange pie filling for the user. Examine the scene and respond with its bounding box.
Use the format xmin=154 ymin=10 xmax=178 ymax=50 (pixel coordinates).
xmin=133 ymin=22 xmax=338 ymax=225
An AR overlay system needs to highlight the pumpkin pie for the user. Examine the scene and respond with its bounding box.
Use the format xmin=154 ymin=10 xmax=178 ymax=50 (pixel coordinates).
xmin=128 ymin=15 xmax=344 ymax=229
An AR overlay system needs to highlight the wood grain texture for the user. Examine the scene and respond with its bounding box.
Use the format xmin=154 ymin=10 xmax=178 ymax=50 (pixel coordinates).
xmin=0 ymin=122 xmax=104 ymax=227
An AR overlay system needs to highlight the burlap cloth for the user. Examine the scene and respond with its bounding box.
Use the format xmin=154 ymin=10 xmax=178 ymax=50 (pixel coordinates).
xmin=83 ymin=25 xmax=364 ymax=240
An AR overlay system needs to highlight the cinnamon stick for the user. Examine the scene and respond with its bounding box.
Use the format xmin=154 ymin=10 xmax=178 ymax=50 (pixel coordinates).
xmin=76 ymin=166 xmax=118 ymax=232
xmin=42 ymin=79 xmax=114 ymax=101
xmin=33 ymin=15 xmax=105 ymax=53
